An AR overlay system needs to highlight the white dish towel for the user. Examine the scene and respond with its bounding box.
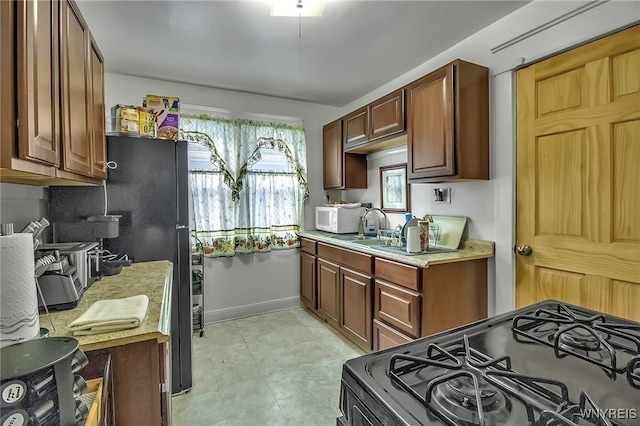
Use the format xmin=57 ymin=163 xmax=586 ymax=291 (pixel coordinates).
xmin=69 ymin=295 xmax=149 ymax=336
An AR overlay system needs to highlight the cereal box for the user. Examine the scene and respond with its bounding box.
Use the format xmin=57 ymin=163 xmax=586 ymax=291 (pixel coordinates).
xmin=143 ymin=95 xmax=180 ymax=140
xmin=138 ymin=107 xmax=154 ymax=137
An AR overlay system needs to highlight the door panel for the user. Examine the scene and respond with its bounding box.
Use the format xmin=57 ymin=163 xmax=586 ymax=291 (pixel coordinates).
xmin=317 ymin=259 xmax=340 ymax=328
xmin=60 ymin=0 xmax=91 ymax=176
xmin=516 ymin=25 xmax=640 ymax=321
xmin=17 ymin=0 xmax=60 ymax=166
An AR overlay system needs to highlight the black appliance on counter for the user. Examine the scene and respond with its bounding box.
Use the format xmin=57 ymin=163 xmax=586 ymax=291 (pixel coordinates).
xmin=1 ymin=337 xmax=90 ymax=426
xmin=48 ymin=135 xmax=192 ymax=394
xmin=338 ymin=300 xmax=640 ymax=426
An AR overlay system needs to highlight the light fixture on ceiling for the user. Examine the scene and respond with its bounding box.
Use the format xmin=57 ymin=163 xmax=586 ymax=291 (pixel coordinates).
xmin=270 ymin=0 xmax=326 ymax=17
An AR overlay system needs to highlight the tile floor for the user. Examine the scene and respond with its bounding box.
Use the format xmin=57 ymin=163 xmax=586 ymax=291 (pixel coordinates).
xmin=171 ymin=307 xmax=366 ymax=426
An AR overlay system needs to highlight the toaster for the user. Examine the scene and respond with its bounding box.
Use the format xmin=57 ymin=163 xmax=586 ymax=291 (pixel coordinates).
xmin=37 ymin=258 xmax=84 ymax=312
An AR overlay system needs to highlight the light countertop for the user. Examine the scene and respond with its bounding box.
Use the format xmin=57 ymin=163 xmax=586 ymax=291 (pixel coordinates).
xmin=300 ymin=231 xmax=494 ymax=268
xmin=39 ymin=260 xmax=172 ymax=352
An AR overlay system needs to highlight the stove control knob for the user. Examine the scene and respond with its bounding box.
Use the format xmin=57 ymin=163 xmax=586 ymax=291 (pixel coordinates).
xmin=516 ymin=245 xmax=532 ymax=256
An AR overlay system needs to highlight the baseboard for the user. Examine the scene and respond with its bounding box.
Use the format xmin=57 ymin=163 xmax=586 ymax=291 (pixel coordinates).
xmin=203 ymin=296 xmax=302 ymax=323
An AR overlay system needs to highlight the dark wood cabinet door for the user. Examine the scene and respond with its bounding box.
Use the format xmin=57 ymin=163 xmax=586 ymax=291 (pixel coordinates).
xmin=323 ymin=119 xmax=343 ymax=189
xmin=407 ymin=64 xmax=455 ymax=179
xmin=369 ymin=89 xmax=405 ymax=141
xmin=373 ymin=319 xmax=412 ymax=351
xmin=89 ymin=34 xmax=106 ymax=179
xmin=374 ymin=279 xmax=421 ymax=338
xmin=300 ymin=252 xmax=317 ymax=310
xmin=16 ymin=0 xmax=60 ymax=167
xmin=317 ymin=259 xmax=340 ymax=328
xmin=0 ymin=0 xmax=16 ymax=166
xmin=340 ymin=267 xmax=373 ymax=351
xmin=60 ymin=0 xmax=91 ymax=177
xmin=343 ymin=107 xmax=369 ymax=147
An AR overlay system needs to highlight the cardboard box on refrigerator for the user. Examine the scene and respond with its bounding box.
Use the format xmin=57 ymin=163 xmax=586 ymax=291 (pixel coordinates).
xmin=143 ymin=95 xmax=180 ymax=140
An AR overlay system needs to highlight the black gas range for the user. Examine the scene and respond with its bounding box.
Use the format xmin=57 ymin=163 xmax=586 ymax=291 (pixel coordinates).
xmin=338 ymin=300 xmax=640 ymax=426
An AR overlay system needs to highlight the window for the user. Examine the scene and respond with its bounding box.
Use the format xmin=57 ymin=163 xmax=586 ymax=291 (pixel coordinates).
xmin=183 ymin=113 xmax=308 ymax=257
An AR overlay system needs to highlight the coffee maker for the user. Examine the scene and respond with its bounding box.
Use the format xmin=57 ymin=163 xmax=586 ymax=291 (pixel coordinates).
xmin=52 ymin=215 xmax=131 ymax=278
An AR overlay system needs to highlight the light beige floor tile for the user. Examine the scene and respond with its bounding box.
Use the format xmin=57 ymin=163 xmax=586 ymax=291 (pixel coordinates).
xmin=173 ymin=306 xmax=364 ymax=426
xmin=225 ymin=402 xmax=287 ymax=426
xmin=219 ymin=376 xmax=278 ymax=419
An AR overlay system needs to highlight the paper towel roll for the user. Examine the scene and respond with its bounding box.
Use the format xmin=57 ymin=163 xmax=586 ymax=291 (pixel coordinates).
xmin=406 ymin=226 xmax=421 ymax=253
xmin=1 ymin=234 xmax=40 ymax=348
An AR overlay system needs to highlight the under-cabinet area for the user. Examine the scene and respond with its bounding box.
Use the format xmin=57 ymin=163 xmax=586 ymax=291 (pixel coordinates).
xmin=299 ymin=232 xmax=494 ymax=352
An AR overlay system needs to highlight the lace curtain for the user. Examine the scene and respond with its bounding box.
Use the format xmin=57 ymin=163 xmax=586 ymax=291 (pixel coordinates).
xmin=181 ymin=113 xmax=308 ymax=257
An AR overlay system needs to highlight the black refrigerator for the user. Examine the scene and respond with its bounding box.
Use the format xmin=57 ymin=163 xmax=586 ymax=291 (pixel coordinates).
xmin=48 ymin=135 xmax=193 ymax=394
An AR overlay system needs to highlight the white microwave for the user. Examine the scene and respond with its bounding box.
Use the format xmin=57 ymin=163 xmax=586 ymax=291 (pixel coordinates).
xmin=315 ymin=205 xmax=366 ymax=234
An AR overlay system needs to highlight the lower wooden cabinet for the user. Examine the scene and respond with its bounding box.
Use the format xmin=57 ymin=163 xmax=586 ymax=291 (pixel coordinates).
xmin=340 ymin=267 xmax=373 ymax=352
xmin=374 ymin=279 xmax=421 ymax=338
xmin=300 ymin=237 xmax=489 ymax=354
xmin=373 ymin=319 xmax=413 ymax=351
xmin=317 ymin=258 xmax=340 ymax=329
xmin=300 ymin=252 xmax=316 ymax=310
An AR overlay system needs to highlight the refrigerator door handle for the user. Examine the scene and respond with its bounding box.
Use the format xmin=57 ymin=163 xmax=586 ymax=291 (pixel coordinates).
xmin=176 ymin=225 xmax=189 ymax=230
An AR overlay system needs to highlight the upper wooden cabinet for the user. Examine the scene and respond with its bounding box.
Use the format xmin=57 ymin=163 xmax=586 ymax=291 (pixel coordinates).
xmin=16 ymin=0 xmax=61 ymax=170
xmin=407 ymin=60 xmax=488 ymax=182
xmin=369 ymin=89 xmax=405 ymax=141
xmin=342 ymin=89 xmax=407 ymax=154
xmin=322 ymin=119 xmax=367 ymax=190
xmin=60 ymin=0 xmax=91 ymax=177
xmin=89 ymin=34 xmax=107 ymax=179
xmin=0 ymin=0 xmax=106 ymax=185
xmin=343 ymin=107 xmax=369 ymax=148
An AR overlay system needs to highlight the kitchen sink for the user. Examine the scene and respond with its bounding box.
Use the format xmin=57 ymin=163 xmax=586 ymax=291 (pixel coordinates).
xmin=352 ymin=243 xmax=458 ymax=256
xmin=348 ymin=238 xmax=382 ymax=246
xmin=329 ymin=234 xmax=377 ymax=241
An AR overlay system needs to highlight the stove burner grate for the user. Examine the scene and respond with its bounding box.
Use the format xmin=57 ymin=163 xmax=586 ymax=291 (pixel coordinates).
xmin=512 ymin=303 xmax=640 ymax=374
xmin=387 ymin=335 xmax=586 ymax=426
xmin=628 ymin=356 xmax=640 ymax=388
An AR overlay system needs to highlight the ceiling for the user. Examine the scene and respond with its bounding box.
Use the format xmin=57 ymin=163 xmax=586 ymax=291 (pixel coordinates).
xmin=77 ymin=1 xmax=530 ymax=107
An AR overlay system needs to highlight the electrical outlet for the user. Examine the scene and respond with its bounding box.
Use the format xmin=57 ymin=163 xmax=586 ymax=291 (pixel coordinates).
xmin=434 ymin=187 xmax=451 ymax=204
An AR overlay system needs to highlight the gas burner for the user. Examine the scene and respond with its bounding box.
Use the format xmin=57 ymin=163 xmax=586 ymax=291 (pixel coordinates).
xmin=628 ymin=356 xmax=640 ymax=388
xmin=430 ymin=372 xmax=512 ymax=425
xmin=557 ymin=327 xmax=602 ymax=351
xmin=513 ymin=303 xmax=640 ymax=373
xmin=388 ymin=336 xmax=580 ymax=426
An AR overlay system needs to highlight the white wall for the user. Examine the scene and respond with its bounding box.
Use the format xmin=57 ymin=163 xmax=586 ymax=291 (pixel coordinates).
xmin=104 ymin=73 xmax=340 ymax=321
xmin=326 ymin=0 xmax=639 ymax=315
xmin=0 ymin=183 xmax=49 ymax=238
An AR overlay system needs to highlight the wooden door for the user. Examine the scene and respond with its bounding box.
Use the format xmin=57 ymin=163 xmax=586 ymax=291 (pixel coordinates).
xmin=369 ymin=89 xmax=405 ymax=141
xmin=340 ymin=267 xmax=373 ymax=351
xmin=342 ymin=107 xmax=369 ymax=148
xmin=16 ymin=0 xmax=60 ymax=166
xmin=516 ymin=25 xmax=640 ymax=321
xmin=407 ymin=64 xmax=455 ymax=179
xmin=317 ymin=259 xmax=340 ymax=328
xmin=89 ymin=34 xmax=107 ymax=179
xmin=322 ymin=119 xmax=343 ymax=189
xmin=300 ymin=252 xmax=316 ymax=310
xmin=60 ymin=0 xmax=91 ymax=176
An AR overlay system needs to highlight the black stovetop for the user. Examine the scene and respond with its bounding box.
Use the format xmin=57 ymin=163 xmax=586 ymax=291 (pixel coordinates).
xmin=340 ymin=301 xmax=640 ymax=426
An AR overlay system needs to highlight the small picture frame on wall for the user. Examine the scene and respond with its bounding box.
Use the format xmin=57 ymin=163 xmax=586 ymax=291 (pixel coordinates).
xmin=380 ymin=163 xmax=410 ymax=213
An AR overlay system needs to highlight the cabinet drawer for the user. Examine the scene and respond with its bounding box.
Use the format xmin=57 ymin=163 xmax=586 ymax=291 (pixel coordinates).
xmin=300 ymin=237 xmax=317 ymax=255
xmin=375 ymin=258 xmax=420 ymax=291
xmin=375 ymin=280 xmax=421 ymax=338
xmin=373 ymin=319 xmax=413 ymax=351
xmin=318 ymin=242 xmax=373 ymax=274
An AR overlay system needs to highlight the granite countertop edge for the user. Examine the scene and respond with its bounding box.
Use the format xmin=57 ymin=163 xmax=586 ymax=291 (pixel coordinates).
xmin=299 ymin=231 xmax=495 ymax=268
xmin=40 ymin=260 xmax=173 ymax=352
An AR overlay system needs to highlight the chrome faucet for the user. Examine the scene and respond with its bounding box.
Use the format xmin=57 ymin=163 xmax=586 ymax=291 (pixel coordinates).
xmin=361 ymin=207 xmax=388 ymax=235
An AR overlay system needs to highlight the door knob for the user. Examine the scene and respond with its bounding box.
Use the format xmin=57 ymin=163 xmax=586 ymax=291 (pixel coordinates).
xmin=516 ymin=245 xmax=532 ymax=256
